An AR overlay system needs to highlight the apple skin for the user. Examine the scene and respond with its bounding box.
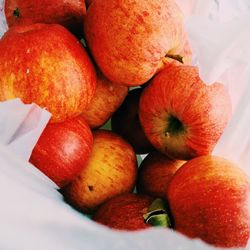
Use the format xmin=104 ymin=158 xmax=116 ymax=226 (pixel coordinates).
xmin=167 ymin=156 xmax=250 ymax=248
xmin=137 ymin=151 xmax=185 ymax=198
xmin=0 ymin=24 xmax=96 ymax=123
xmin=84 ymin=0 xmax=187 ymax=86
xmin=4 ymin=0 xmax=86 ymax=37
xmin=93 ymin=193 xmax=153 ymax=231
xmin=139 ymin=65 xmax=232 ymax=160
xmin=62 ymin=130 xmax=138 ymax=214
xmin=111 ymin=88 xmax=153 ymax=154
xmin=30 ymin=116 xmax=93 ymax=188
xmin=81 ymin=70 xmax=128 ymax=129
xmin=140 ymin=37 xmax=192 ymax=89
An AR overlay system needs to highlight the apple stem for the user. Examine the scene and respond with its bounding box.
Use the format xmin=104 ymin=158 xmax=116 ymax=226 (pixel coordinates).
xmin=13 ymin=8 xmax=20 ymax=18
xmin=80 ymin=38 xmax=87 ymax=48
xmin=165 ymin=54 xmax=184 ymax=64
xmin=143 ymin=199 xmax=172 ymax=228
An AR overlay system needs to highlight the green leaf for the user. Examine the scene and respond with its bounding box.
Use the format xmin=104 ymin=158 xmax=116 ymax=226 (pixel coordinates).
xmin=146 ymin=214 xmax=171 ymax=227
xmin=143 ymin=199 xmax=172 ymax=228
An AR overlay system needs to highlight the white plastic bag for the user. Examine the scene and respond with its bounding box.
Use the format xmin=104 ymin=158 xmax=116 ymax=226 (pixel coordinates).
xmin=0 ymin=0 xmax=250 ymax=249
xmin=184 ymin=5 xmax=250 ymax=176
xmin=0 ymin=101 xmax=218 ymax=249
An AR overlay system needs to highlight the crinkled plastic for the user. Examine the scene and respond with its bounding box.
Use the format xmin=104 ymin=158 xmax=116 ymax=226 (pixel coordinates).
xmin=0 ymin=0 xmax=250 ymax=249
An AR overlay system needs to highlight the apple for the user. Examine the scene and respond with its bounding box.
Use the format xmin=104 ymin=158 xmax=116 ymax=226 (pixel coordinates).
xmin=84 ymin=0 xmax=187 ymax=86
xmin=111 ymin=88 xmax=153 ymax=154
xmin=139 ymin=65 xmax=232 ymax=160
xmin=0 ymin=23 xmax=96 ymax=123
xmin=30 ymin=116 xmax=93 ymax=188
xmin=93 ymin=194 xmax=154 ymax=231
xmin=62 ymin=130 xmax=138 ymax=214
xmin=4 ymin=0 xmax=86 ymax=36
xmin=81 ymin=70 xmax=128 ymax=129
xmin=137 ymin=151 xmax=185 ymax=198
xmin=167 ymin=156 xmax=250 ymax=248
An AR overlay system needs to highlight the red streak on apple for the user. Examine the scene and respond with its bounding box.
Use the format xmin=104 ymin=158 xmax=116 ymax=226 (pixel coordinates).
xmin=139 ymin=65 xmax=232 ymax=160
xmin=30 ymin=116 xmax=93 ymax=188
xmin=167 ymin=156 xmax=250 ymax=248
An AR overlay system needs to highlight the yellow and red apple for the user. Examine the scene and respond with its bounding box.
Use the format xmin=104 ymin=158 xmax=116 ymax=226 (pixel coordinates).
xmin=0 ymin=23 xmax=96 ymax=123
xmin=82 ymin=70 xmax=128 ymax=129
xmin=62 ymin=130 xmax=137 ymax=213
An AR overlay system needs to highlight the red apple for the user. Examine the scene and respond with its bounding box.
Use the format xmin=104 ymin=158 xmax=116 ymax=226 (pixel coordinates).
xmin=167 ymin=156 xmax=250 ymax=248
xmin=30 ymin=116 xmax=93 ymax=188
xmin=0 ymin=24 xmax=96 ymax=123
xmin=137 ymin=151 xmax=185 ymax=198
xmin=4 ymin=0 xmax=86 ymax=36
xmin=139 ymin=65 xmax=232 ymax=160
xmin=84 ymin=0 xmax=187 ymax=86
xmin=93 ymin=194 xmax=154 ymax=231
xmin=111 ymin=88 xmax=153 ymax=154
xmin=81 ymin=70 xmax=128 ymax=129
xmin=62 ymin=130 xmax=137 ymax=213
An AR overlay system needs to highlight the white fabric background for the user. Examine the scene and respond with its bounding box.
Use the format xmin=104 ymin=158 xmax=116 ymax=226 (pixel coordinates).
xmin=0 ymin=0 xmax=250 ymax=249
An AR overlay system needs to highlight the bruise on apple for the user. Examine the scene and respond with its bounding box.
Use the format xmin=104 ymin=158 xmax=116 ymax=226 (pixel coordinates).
xmin=13 ymin=7 xmax=20 ymax=18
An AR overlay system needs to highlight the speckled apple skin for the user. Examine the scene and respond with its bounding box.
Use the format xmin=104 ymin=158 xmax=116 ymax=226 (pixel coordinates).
xmin=82 ymin=70 xmax=128 ymax=129
xmin=4 ymin=0 xmax=86 ymax=36
xmin=139 ymin=65 xmax=232 ymax=160
xmin=137 ymin=151 xmax=185 ymax=198
xmin=0 ymin=24 xmax=96 ymax=123
xmin=93 ymin=193 xmax=153 ymax=231
xmin=30 ymin=116 xmax=93 ymax=188
xmin=84 ymin=0 xmax=186 ymax=86
xmin=62 ymin=130 xmax=137 ymax=214
xmin=167 ymin=156 xmax=250 ymax=248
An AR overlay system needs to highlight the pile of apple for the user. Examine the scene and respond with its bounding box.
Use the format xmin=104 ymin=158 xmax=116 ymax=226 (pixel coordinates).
xmin=1 ymin=0 xmax=250 ymax=248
